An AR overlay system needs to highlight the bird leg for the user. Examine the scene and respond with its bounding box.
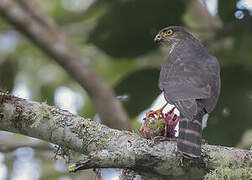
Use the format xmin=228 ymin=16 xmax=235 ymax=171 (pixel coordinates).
xmin=145 ymin=102 xmax=168 ymax=120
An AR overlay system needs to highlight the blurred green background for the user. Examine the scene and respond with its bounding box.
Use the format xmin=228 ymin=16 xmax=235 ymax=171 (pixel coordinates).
xmin=0 ymin=0 xmax=252 ymax=179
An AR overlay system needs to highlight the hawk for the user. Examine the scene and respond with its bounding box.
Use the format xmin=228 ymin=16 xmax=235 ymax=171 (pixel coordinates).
xmin=151 ymin=26 xmax=221 ymax=157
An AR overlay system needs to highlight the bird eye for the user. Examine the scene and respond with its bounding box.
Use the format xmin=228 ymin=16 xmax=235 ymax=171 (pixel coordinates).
xmin=164 ymin=29 xmax=173 ymax=36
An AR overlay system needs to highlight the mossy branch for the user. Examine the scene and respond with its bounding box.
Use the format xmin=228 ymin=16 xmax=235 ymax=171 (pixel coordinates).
xmin=0 ymin=92 xmax=252 ymax=179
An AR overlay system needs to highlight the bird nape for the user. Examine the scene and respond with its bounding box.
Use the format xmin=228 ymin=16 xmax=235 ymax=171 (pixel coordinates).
xmin=140 ymin=26 xmax=221 ymax=158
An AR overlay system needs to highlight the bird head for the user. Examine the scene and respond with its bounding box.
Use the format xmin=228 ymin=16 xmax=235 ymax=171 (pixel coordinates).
xmin=154 ymin=26 xmax=192 ymax=47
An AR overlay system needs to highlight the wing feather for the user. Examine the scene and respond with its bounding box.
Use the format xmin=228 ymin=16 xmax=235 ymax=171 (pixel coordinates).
xmin=159 ymin=54 xmax=219 ymax=118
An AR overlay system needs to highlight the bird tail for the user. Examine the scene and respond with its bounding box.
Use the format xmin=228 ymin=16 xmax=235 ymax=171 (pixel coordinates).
xmin=177 ymin=118 xmax=202 ymax=158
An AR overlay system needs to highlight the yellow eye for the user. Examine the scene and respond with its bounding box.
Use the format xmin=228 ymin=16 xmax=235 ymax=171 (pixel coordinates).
xmin=164 ymin=29 xmax=173 ymax=36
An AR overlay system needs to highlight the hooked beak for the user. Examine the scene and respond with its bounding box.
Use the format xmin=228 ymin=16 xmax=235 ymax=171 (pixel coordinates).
xmin=154 ymin=34 xmax=161 ymax=44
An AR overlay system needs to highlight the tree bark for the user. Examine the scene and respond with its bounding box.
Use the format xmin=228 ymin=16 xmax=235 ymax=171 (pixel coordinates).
xmin=0 ymin=0 xmax=129 ymax=130
xmin=1 ymin=92 xmax=252 ymax=179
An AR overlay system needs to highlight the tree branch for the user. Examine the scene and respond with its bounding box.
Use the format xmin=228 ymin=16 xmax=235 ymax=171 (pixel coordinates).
xmin=15 ymin=0 xmax=58 ymax=31
xmin=0 ymin=0 xmax=129 ymax=130
xmin=1 ymin=92 xmax=252 ymax=179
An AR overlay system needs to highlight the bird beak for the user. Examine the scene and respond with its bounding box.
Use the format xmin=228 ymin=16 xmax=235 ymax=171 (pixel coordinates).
xmin=154 ymin=34 xmax=161 ymax=44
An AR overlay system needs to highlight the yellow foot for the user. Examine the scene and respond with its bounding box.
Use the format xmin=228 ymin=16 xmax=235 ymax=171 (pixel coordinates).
xmin=145 ymin=102 xmax=168 ymax=120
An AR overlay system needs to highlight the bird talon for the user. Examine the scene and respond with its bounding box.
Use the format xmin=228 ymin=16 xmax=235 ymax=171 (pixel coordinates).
xmin=145 ymin=103 xmax=168 ymax=120
xmin=153 ymin=136 xmax=177 ymax=143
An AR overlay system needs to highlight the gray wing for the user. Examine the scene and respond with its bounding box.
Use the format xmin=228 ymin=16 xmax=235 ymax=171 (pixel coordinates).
xmin=159 ymin=55 xmax=220 ymax=119
xmin=199 ymin=56 xmax=221 ymax=113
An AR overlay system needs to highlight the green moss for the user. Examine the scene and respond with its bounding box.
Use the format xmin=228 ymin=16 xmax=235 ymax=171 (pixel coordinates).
xmin=156 ymin=158 xmax=184 ymax=176
xmin=204 ymin=152 xmax=252 ymax=180
xmin=147 ymin=118 xmax=165 ymax=132
xmin=29 ymin=101 xmax=53 ymax=128
xmin=207 ymin=152 xmax=233 ymax=168
xmin=204 ymin=167 xmax=252 ymax=180
xmin=2 ymin=103 xmax=15 ymax=121
xmin=68 ymin=162 xmax=83 ymax=173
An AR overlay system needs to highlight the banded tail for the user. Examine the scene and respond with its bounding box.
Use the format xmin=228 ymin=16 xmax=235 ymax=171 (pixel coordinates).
xmin=177 ymin=118 xmax=202 ymax=157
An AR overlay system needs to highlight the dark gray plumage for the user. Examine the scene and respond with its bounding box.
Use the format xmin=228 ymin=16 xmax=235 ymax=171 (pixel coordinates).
xmin=154 ymin=26 xmax=221 ymax=157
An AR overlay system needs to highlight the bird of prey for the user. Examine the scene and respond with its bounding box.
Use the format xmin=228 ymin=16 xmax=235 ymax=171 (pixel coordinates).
xmin=149 ymin=26 xmax=221 ymax=157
